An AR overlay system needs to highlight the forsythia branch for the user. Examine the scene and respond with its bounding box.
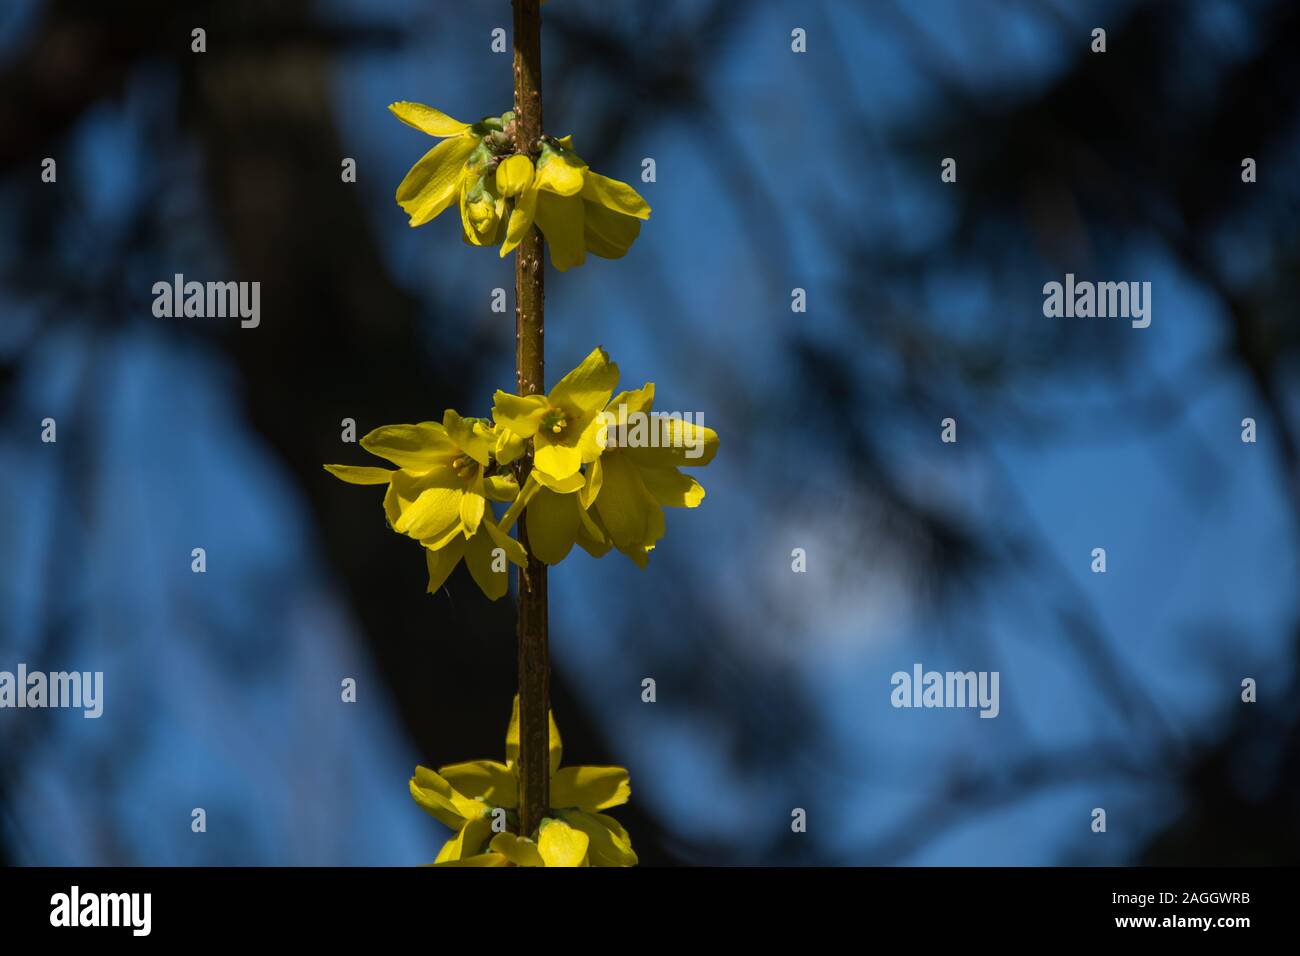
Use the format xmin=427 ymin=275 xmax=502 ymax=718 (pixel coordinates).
xmin=330 ymin=0 xmax=702 ymax=868
xmin=511 ymin=0 xmax=550 ymax=842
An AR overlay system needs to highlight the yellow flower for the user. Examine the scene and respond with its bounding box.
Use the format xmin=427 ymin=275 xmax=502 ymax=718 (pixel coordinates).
xmin=459 ymin=172 xmax=506 ymax=246
xmin=390 ymin=103 xmax=649 ymax=268
xmin=498 ymin=136 xmax=651 ymax=271
xmin=389 ymin=102 xmax=517 ymax=243
xmin=324 ymin=411 xmax=525 ymax=600
xmin=491 ymin=347 xmax=619 ymax=484
xmin=390 ymin=102 xmax=482 ymax=227
xmin=410 ymin=696 xmax=638 ymax=867
xmin=327 ymin=410 xmax=493 ymax=540
xmin=495 ymin=153 xmax=535 ymax=198
xmin=500 ymin=380 xmax=718 ymax=568
xmin=585 ymin=383 xmax=718 ymax=567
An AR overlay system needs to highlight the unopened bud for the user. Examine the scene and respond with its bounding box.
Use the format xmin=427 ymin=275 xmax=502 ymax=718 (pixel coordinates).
xmin=496 ymin=154 xmax=535 ymax=198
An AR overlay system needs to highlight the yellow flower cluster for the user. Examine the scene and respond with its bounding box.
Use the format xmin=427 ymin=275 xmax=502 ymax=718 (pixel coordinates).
xmin=325 ymin=347 xmax=717 ymax=599
xmin=409 ymin=697 xmax=637 ymax=866
xmin=390 ymin=102 xmax=651 ymax=271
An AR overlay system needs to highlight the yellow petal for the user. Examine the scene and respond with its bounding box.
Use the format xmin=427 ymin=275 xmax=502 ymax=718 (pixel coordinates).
xmin=532 ymin=468 xmax=586 ymax=494
xmin=488 ymin=832 xmax=545 ymax=867
xmin=534 ymin=191 xmax=586 ymax=271
xmin=360 ymin=422 xmax=456 ymax=470
xmin=624 ymin=419 xmax=719 ymax=468
xmin=581 ymin=171 xmax=651 ymax=220
xmin=499 ymin=183 xmax=538 ymax=258
xmin=575 ymin=505 xmax=612 ymax=558
xmin=433 ymin=815 xmax=494 ymax=863
xmin=323 ymin=464 xmax=394 ymax=485
xmin=461 ymin=175 xmax=504 ymax=245
xmin=577 ymin=413 xmax=609 ymax=463
xmin=385 ymin=469 xmax=455 ymax=537
xmin=410 ymin=766 xmax=482 ymax=829
xmin=388 ymin=102 xmax=472 ymax=137
xmin=533 ymin=434 xmax=583 ymax=483
xmin=438 ymin=760 xmax=518 ymax=808
xmin=494 ymin=427 xmax=527 ymax=466
xmin=464 ymin=522 xmax=511 ymax=600
xmin=605 ymin=383 xmax=655 ymax=419
xmin=579 ymin=457 xmax=602 ymax=510
xmin=422 ymin=518 xmax=466 ymax=551
xmin=485 ymin=473 xmax=520 ymax=502
xmin=505 ymin=695 xmax=562 ymax=775
xmin=550 ymin=765 xmax=631 ymax=812
xmin=425 ymin=535 xmax=466 ymax=593
xmin=524 ymin=489 xmax=581 ymax=565
xmin=483 ymin=515 xmax=528 ymax=568
xmin=432 ymin=836 xmax=459 ymax=863
xmin=392 ymin=471 xmax=464 ymax=540
xmin=547 ymin=347 xmax=619 ymax=418
xmin=557 ymin=809 xmax=638 ymax=867
xmin=505 ymin=696 xmax=520 ymax=766
xmin=583 ymin=200 xmax=641 ymax=259
xmin=637 ymin=466 xmax=705 ymax=508
xmin=537 ymin=818 xmax=590 ymax=867
xmin=458 ymin=174 xmax=477 ymax=245
xmin=500 ymin=474 xmax=543 ymax=533
xmin=495 ymin=154 xmax=535 ymax=198
xmin=459 ymin=486 xmax=486 ymax=535
xmin=534 ymin=144 xmax=588 ymax=196
xmin=592 ymin=451 xmax=662 ymax=550
xmin=383 ymin=481 xmax=403 ymax=527
xmin=442 ymin=410 xmax=493 ymax=466
xmin=396 ymin=136 xmax=478 ymax=227
xmin=492 ymin=391 xmax=550 ymax=436
xmin=551 ymin=711 xmax=563 ymax=777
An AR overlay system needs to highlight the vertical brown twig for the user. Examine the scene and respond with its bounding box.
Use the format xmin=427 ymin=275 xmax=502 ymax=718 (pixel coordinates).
xmin=511 ymin=0 xmax=549 ymax=839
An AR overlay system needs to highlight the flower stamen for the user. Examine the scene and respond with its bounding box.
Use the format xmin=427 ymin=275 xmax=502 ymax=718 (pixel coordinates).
xmin=540 ymin=408 xmax=569 ymax=437
xmin=451 ymin=455 xmax=478 ymax=481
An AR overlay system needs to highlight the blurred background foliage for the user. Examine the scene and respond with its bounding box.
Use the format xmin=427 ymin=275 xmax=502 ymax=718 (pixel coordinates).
xmin=1 ymin=0 xmax=1298 ymax=865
